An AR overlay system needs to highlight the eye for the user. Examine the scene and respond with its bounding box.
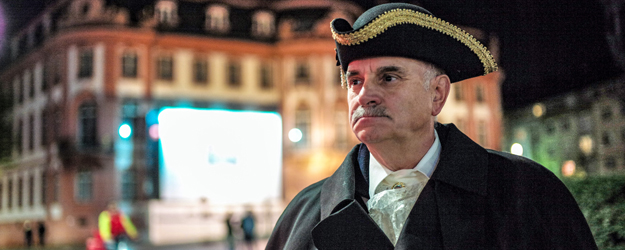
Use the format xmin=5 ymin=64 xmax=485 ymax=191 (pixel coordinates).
xmin=349 ymin=78 xmax=362 ymax=87
xmin=382 ymin=74 xmax=398 ymax=83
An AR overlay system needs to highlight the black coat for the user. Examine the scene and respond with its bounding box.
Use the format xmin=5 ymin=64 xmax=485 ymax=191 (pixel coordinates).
xmin=266 ymin=123 xmax=597 ymax=250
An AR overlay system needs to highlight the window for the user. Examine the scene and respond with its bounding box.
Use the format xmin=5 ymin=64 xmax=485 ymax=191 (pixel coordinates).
xmin=17 ymin=177 xmax=23 ymax=208
xmin=75 ymin=171 xmax=93 ymax=202
xmin=454 ymin=84 xmax=463 ymax=101
xmin=41 ymin=172 xmax=46 ymax=205
xmin=205 ymin=5 xmax=229 ymax=32
xmin=28 ymin=73 xmax=34 ymax=98
xmin=7 ymin=179 xmax=12 ymax=209
xmin=157 ymin=56 xmax=173 ymax=81
xmin=78 ymin=102 xmax=97 ymax=148
xmin=260 ymin=64 xmax=272 ymax=89
xmin=295 ymin=104 xmax=311 ymax=148
xmin=28 ymin=114 xmax=34 ymax=151
xmin=605 ymin=157 xmax=616 ymax=169
xmin=601 ymin=107 xmax=613 ymax=121
xmin=41 ymin=111 xmax=48 ymax=146
xmin=78 ymin=49 xmax=93 ymax=78
xmin=18 ymin=79 xmax=23 ymax=104
xmin=16 ymin=120 xmax=23 ymax=155
xmin=295 ymin=62 xmax=310 ymax=84
xmin=28 ymin=175 xmax=34 ymax=207
xmin=478 ymin=121 xmax=487 ymax=146
xmin=602 ymin=131 xmax=611 ymax=146
xmin=193 ymin=59 xmax=208 ymax=84
xmin=121 ymin=170 xmax=135 ymax=200
xmin=545 ymin=121 xmax=556 ymax=134
xmin=53 ymin=54 xmax=62 ymax=86
xmin=476 ymin=84 xmax=484 ymax=103
xmin=122 ymin=52 xmax=138 ymax=78
xmin=42 ymin=63 xmax=49 ymax=92
xmin=156 ymin=0 xmax=178 ymax=26
xmin=228 ymin=60 xmax=241 ymax=87
xmin=252 ymin=11 xmax=275 ymax=37
xmin=561 ymin=118 xmax=570 ymax=131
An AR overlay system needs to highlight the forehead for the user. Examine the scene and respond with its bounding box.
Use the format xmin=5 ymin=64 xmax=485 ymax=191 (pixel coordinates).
xmin=346 ymin=57 xmax=430 ymax=72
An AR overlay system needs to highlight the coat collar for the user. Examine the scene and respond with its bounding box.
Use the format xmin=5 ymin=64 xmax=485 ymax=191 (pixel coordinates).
xmin=320 ymin=123 xmax=488 ymax=220
xmin=431 ymin=123 xmax=488 ymax=196
xmin=315 ymin=123 xmax=490 ymax=249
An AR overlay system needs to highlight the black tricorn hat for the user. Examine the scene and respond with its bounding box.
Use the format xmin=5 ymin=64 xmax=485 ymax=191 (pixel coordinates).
xmin=332 ymin=3 xmax=497 ymax=85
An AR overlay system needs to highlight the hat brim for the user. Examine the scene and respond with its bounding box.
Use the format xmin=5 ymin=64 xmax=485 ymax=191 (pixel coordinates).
xmin=332 ymin=5 xmax=497 ymax=84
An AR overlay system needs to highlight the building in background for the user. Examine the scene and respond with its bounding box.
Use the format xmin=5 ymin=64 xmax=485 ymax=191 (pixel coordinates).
xmin=503 ymin=0 xmax=625 ymax=178
xmin=0 ymin=0 xmax=502 ymax=246
xmin=504 ymin=78 xmax=625 ymax=177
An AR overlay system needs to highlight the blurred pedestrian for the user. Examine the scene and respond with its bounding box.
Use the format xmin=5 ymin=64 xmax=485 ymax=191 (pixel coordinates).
xmin=23 ymin=220 xmax=33 ymax=248
xmin=37 ymin=221 xmax=46 ymax=246
xmin=224 ymin=212 xmax=235 ymax=250
xmin=241 ymin=210 xmax=255 ymax=250
xmin=98 ymin=202 xmax=137 ymax=250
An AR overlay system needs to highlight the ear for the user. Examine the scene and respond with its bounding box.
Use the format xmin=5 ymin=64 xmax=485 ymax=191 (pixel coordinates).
xmin=431 ymin=74 xmax=450 ymax=116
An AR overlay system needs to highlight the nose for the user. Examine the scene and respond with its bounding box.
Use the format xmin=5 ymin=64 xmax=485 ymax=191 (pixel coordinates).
xmin=355 ymin=79 xmax=382 ymax=107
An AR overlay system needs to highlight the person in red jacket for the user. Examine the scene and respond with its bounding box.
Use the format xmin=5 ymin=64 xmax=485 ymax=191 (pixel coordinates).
xmin=98 ymin=202 xmax=137 ymax=250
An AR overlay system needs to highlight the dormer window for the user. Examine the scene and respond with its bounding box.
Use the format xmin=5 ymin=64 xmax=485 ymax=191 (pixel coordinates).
xmin=252 ymin=11 xmax=275 ymax=38
xmin=205 ymin=5 xmax=230 ymax=33
xmin=156 ymin=0 xmax=178 ymax=26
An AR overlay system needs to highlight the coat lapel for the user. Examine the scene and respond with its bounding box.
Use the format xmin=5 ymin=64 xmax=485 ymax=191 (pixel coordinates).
xmin=425 ymin=124 xmax=489 ymax=249
xmin=313 ymin=124 xmax=490 ymax=249
xmin=312 ymin=145 xmax=393 ymax=250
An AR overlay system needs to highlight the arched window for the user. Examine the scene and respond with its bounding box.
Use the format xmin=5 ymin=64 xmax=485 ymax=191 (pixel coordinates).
xmin=78 ymin=102 xmax=97 ymax=148
xmin=205 ymin=5 xmax=230 ymax=33
xmin=252 ymin=11 xmax=275 ymax=37
xmin=155 ymin=0 xmax=178 ymax=26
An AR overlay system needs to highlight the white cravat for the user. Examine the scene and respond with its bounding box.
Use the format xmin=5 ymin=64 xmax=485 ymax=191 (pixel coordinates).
xmin=367 ymin=131 xmax=441 ymax=245
xmin=367 ymin=170 xmax=429 ymax=245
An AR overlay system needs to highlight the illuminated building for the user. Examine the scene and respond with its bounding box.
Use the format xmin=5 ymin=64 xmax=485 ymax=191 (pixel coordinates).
xmin=504 ymin=0 xmax=625 ymax=178
xmin=0 ymin=0 xmax=502 ymax=246
xmin=504 ymin=79 xmax=625 ymax=177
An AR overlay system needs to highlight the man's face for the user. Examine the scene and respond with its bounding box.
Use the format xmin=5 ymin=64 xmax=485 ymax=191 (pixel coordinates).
xmin=346 ymin=57 xmax=447 ymax=145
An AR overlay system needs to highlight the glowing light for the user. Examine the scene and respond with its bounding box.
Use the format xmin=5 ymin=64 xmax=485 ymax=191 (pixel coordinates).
xmin=511 ymin=143 xmax=523 ymax=156
xmin=119 ymin=124 xmax=132 ymax=139
xmin=158 ymin=108 xmax=282 ymax=204
xmin=149 ymin=124 xmax=159 ymax=140
xmin=562 ymin=160 xmax=576 ymax=177
xmin=288 ymin=128 xmax=303 ymax=142
xmin=532 ymin=103 xmax=545 ymax=118
xmin=579 ymin=135 xmax=593 ymax=155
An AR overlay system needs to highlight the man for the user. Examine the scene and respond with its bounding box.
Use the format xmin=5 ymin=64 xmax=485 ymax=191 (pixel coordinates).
xmin=266 ymin=3 xmax=597 ymax=250
xmin=98 ymin=202 xmax=138 ymax=250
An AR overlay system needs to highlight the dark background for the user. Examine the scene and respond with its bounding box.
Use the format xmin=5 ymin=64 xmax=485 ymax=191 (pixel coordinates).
xmin=3 ymin=0 xmax=623 ymax=110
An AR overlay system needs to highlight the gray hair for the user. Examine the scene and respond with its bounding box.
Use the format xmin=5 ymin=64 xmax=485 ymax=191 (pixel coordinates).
xmin=422 ymin=63 xmax=445 ymax=91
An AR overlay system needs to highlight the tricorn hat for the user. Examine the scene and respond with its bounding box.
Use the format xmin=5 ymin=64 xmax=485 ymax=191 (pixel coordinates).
xmin=332 ymin=3 xmax=497 ymax=85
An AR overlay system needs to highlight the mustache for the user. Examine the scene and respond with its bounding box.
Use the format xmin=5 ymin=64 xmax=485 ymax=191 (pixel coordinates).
xmin=352 ymin=105 xmax=389 ymax=121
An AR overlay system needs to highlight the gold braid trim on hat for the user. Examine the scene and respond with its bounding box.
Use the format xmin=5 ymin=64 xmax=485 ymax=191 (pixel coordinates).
xmin=332 ymin=8 xmax=498 ymax=84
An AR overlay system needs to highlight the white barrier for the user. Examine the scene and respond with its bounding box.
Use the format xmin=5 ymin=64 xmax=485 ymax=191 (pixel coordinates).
xmin=147 ymin=199 xmax=283 ymax=245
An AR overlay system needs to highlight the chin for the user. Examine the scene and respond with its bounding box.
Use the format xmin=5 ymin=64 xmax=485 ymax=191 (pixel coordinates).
xmin=354 ymin=129 xmax=384 ymax=144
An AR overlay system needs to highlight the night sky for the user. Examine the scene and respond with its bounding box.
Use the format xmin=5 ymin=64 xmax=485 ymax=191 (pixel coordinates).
xmin=3 ymin=0 xmax=623 ymax=110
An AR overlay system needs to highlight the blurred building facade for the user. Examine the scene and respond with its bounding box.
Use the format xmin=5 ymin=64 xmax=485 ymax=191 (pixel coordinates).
xmin=504 ymin=78 xmax=625 ymax=177
xmin=503 ymin=0 xmax=625 ymax=178
xmin=0 ymin=0 xmax=502 ymax=246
